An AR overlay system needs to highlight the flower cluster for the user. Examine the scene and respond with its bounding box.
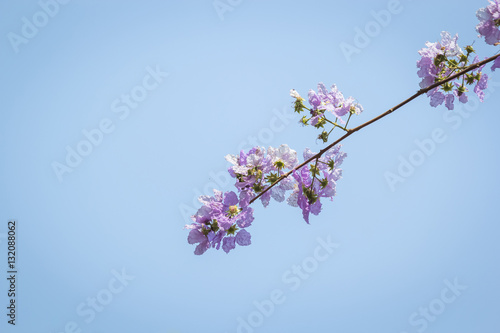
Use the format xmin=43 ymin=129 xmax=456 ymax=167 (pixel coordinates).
xmin=186 ymin=1 xmax=500 ymax=255
xmin=186 ymin=142 xmax=347 ymax=254
xmin=287 ymin=146 xmax=346 ymax=223
xmin=417 ymin=31 xmax=488 ymax=110
xmin=291 ymin=83 xmax=363 ymax=143
xmin=185 ymin=190 xmax=254 ymax=255
xmin=476 ymin=0 xmax=500 ymax=45
xmin=225 ymin=144 xmax=299 ymax=208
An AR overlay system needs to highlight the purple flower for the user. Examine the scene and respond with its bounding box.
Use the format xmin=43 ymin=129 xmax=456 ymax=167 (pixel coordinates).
xmin=226 ymin=145 xmax=300 ymax=208
xmin=417 ymin=54 xmax=439 ymax=89
xmin=261 ymin=144 xmax=299 ymax=207
xmin=417 ymin=32 xmax=489 ymax=110
xmin=308 ymin=90 xmax=324 ymax=112
xmin=225 ymin=147 xmax=272 ymax=207
xmin=317 ymin=83 xmax=343 ymax=115
xmin=267 ymin=144 xmax=298 ymax=170
xmin=476 ymin=1 xmax=500 ymax=45
xmin=307 ymin=83 xmax=363 ymax=124
xmin=185 ymin=190 xmax=254 ymax=255
xmin=222 ymin=236 xmax=236 ymax=253
xmin=288 ymin=145 xmax=346 ymax=223
xmin=417 ymin=31 xmax=461 ymax=90
xmin=456 ymin=91 xmax=469 ymax=104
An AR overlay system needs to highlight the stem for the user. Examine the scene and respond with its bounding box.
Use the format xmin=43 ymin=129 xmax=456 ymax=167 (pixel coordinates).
xmin=309 ymin=158 xmax=319 ymax=190
xmin=248 ymin=53 xmax=500 ymax=205
xmin=344 ymin=112 xmax=353 ymax=128
xmin=325 ymin=118 xmax=349 ymax=131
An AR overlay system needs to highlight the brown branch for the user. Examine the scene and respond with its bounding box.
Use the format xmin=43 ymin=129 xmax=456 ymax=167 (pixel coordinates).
xmin=249 ymin=53 xmax=500 ymax=205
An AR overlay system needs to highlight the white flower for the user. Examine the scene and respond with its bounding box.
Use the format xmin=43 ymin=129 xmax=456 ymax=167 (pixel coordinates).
xmin=290 ymin=89 xmax=302 ymax=100
xmin=267 ymin=144 xmax=298 ymax=170
xmin=439 ymin=31 xmax=462 ymax=57
xmin=225 ymin=154 xmax=250 ymax=175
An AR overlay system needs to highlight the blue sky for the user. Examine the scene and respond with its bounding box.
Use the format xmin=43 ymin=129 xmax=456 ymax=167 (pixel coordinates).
xmin=1 ymin=0 xmax=499 ymax=332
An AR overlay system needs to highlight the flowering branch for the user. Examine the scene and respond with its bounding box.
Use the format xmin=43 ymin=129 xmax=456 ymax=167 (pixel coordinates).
xmin=185 ymin=1 xmax=500 ymax=255
xmin=249 ymin=53 xmax=500 ymax=205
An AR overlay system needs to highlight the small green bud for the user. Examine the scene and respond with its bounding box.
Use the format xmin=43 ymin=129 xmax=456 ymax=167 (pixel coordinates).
xmin=301 ymin=116 xmax=309 ymax=125
xmin=265 ymin=172 xmax=279 ymax=184
xmin=318 ymin=131 xmax=328 ymax=143
xmin=252 ymin=183 xmax=263 ymax=193
xmin=227 ymin=224 xmax=238 ymax=235
xmin=294 ymin=99 xmax=305 ymax=113
xmin=466 ymin=73 xmax=475 ymax=85
xmin=211 ymin=219 xmax=220 ymax=232
xmin=327 ymin=159 xmax=335 ymax=171
xmin=434 ymin=54 xmax=447 ymax=67
xmin=465 ymin=45 xmax=475 ymax=54
xmin=447 ymin=59 xmax=458 ymax=68
xmin=302 ymin=186 xmax=318 ymax=205
xmin=309 ymin=164 xmax=320 ymax=177
xmin=319 ymin=178 xmax=329 ymax=189
xmin=442 ymin=82 xmax=453 ymax=92
xmin=314 ymin=117 xmax=326 ymax=129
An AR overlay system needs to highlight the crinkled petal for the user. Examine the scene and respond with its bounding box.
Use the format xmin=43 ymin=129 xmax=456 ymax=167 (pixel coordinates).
xmin=308 ymin=90 xmax=322 ymax=110
xmin=311 ymin=200 xmax=322 ymax=216
xmin=222 ymin=237 xmax=236 ymax=253
xmin=239 ymin=190 xmax=254 ymax=208
xmin=301 ymin=205 xmax=310 ymax=224
xmin=290 ymin=89 xmax=301 ymax=99
xmin=459 ymin=93 xmax=468 ymax=104
xmin=491 ymin=57 xmax=500 ymax=71
xmin=211 ymin=231 xmax=224 ymax=250
xmin=260 ymin=191 xmax=271 ymax=208
xmin=429 ymin=91 xmax=445 ymax=107
xmin=303 ymin=147 xmax=316 ymax=161
xmin=235 ymin=229 xmax=252 ymax=246
xmin=188 ymin=229 xmax=206 ymax=245
xmin=478 ymin=73 xmax=488 ymax=90
xmin=445 ymin=94 xmax=455 ymax=110
xmin=271 ymin=185 xmax=286 ymax=202
xmin=223 ymin=191 xmax=239 ymax=207
xmin=287 ymin=189 xmax=299 ymax=207
xmin=225 ymin=154 xmax=238 ymax=165
xmin=194 ymin=241 xmax=210 ymax=255
xmin=237 ymin=207 xmax=254 ymax=228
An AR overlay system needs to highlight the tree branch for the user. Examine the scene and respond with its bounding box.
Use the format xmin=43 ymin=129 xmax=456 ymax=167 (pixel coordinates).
xmin=249 ymin=53 xmax=500 ymax=205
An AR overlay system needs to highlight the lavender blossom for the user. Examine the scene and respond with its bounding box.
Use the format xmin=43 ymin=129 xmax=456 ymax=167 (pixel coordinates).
xmin=476 ymin=1 xmax=500 ymax=45
xmin=185 ymin=190 xmax=254 ymax=255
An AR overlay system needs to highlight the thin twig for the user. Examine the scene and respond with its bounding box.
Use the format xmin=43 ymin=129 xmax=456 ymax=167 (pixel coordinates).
xmin=249 ymin=53 xmax=500 ymax=205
